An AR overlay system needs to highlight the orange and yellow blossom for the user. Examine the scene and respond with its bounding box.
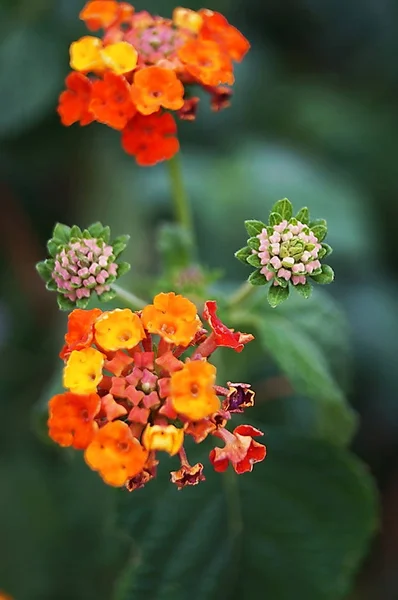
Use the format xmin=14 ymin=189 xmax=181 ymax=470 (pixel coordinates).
xmin=170 ymin=360 xmax=220 ymax=421
xmin=48 ymin=291 xmax=263 ymax=490
xmin=85 ymin=421 xmax=148 ymax=486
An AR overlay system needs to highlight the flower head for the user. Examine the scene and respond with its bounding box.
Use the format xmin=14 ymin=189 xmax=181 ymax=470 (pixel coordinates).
xmin=210 ymin=425 xmax=266 ymax=474
xmin=57 ymin=2 xmax=250 ymax=166
xmin=36 ymin=222 xmax=130 ymax=310
xmin=236 ymin=198 xmax=334 ymax=307
xmin=85 ymin=421 xmax=148 ymax=486
xmin=48 ymin=392 xmax=100 ymax=449
xmin=142 ymin=292 xmax=201 ymax=346
xmin=47 ymin=292 xmax=262 ymax=490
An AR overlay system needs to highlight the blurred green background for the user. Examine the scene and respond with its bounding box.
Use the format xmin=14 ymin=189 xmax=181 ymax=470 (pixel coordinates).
xmin=1 ymin=0 xmax=397 ymax=599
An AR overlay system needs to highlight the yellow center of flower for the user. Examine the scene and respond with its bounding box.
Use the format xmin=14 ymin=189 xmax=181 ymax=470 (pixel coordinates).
xmin=63 ymin=347 xmax=105 ymax=395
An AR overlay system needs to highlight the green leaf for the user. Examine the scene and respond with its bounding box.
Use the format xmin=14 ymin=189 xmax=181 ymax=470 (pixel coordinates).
xmin=88 ymin=222 xmax=105 ymax=238
xmin=99 ymin=290 xmax=117 ymax=303
xmin=311 ymin=224 xmax=328 ymax=242
xmin=294 ymin=282 xmax=312 ymax=299
xmin=36 ymin=261 xmax=52 ymax=281
xmin=248 ymin=270 xmax=266 ymax=286
xmin=52 ymin=223 xmax=71 ymax=245
xmin=46 ymin=239 xmax=59 ymax=258
xmin=231 ymin=295 xmax=356 ymax=446
xmin=117 ymin=262 xmax=131 ymax=277
xmin=247 ymin=236 xmax=260 ymax=251
xmin=295 ymin=206 xmax=310 ymax=224
xmin=244 ymin=220 xmax=265 ymax=237
xmin=246 ymin=254 xmax=261 ymax=268
xmin=76 ymin=297 xmax=90 ymax=309
xmin=114 ymin=429 xmax=377 ymax=600
xmin=312 ymin=265 xmax=335 ymax=285
xmin=45 ymin=279 xmax=57 ymax=292
xmin=70 ymin=225 xmax=82 ymax=239
xmin=268 ymin=285 xmax=290 ymax=307
xmin=271 ymin=198 xmax=293 ymax=220
xmin=100 ymin=225 xmax=111 ymax=244
xmin=57 ymin=295 xmax=75 ymax=311
xmin=269 ymin=212 xmax=283 ymax=227
xmin=234 ymin=247 xmax=252 ymax=264
xmin=319 ymin=243 xmax=333 ymax=258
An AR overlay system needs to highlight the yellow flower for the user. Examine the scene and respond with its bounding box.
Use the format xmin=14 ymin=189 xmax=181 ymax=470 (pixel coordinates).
xmin=170 ymin=360 xmax=220 ymax=421
xmin=101 ymin=41 xmax=138 ymax=75
xmin=172 ymin=7 xmax=203 ymax=33
xmin=141 ymin=292 xmax=201 ymax=346
xmin=63 ymin=347 xmax=104 ymax=395
xmin=94 ymin=308 xmax=145 ymax=352
xmin=142 ymin=424 xmax=184 ymax=456
xmin=70 ymin=36 xmax=105 ymax=72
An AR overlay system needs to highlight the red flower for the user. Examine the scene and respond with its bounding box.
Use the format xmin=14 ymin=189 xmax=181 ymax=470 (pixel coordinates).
xmin=121 ymin=112 xmax=179 ymax=166
xmin=57 ymin=72 xmax=94 ymax=126
xmin=199 ymin=9 xmax=250 ymax=62
xmin=90 ymin=72 xmax=136 ymax=130
xmin=203 ymin=300 xmax=254 ymax=352
xmin=209 ymin=424 xmax=266 ymax=474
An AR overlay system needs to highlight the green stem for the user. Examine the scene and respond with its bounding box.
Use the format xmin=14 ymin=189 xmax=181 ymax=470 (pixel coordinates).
xmin=227 ymin=281 xmax=256 ymax=308
xmin=166 ymin=154 xmax=194 ymax=238
xmin=111 ymin=283 xmax=146 ymax=310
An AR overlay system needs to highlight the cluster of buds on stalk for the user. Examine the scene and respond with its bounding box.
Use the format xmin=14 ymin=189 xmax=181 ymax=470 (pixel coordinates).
xmin=36 ymin=222 xmax=130 ymax=310
xmin=47 ymin=293 xmax=266 ymax=490
xmin=235 ymin=198 xmax=334 ymax=307
xmin=58 ymin=1 xmax=250 ymax=165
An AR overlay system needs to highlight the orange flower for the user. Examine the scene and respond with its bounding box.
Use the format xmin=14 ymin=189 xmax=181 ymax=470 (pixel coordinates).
xmin=209 ymin=425 xmax=266 ymax=474
xmin=121 ymin=112 xmax=179 ymax=166
xmin=199 ymin=9 xmax=250 ymax=62
xmin=131 ymin=66 xmax=185 ymax=115
xmin=80 ymin=1 xmax=133 ymax=31
xmin=60 ymin=308 xmax=102 ymax=360
xmin=178 ymin=39 xmax=234 ymax=87
xmin=172 ymin=7 xmax=203 ymax=33
xmin=90 ymin=72 xmax=136 ymax=130
xmin=48 ymin=392 xmax=101 ymax=449
xmin=57 ymin=72 xmax=94 ymax=126
xmin=63 ymin=347 xmax=105 ymax=394
xmin=94 ymin=308 xmax=145 ymax=351
xmin=142 ymin=423 xmax=184 ymax=456
xmin=70 ymin=36 xmax=105 ymax=73
xmin=84 ymin=421 xmax=148 ymax=486
xmin=141 ymin=292 xmax=201 ymax=346
xmin=170 ymin=359 xmax=220 ymax=421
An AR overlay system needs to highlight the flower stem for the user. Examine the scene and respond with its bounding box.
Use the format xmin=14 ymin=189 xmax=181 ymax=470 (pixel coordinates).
xmin=166 ymin=154 xmax=195 ymax=240
xmin=227 ymin=281 xmax=256 ymax=308
xmin=111 ymin=283 xmax=146 ymax=310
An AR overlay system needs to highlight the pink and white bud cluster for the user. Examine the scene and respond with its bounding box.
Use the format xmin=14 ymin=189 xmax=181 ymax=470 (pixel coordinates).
xmin=52 ymin=238 xmax=118 ymax=302
xmin=255 ymin=220 xmax=322 ymax=286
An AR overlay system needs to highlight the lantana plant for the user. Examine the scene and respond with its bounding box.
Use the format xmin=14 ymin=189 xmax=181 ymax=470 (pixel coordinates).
xmin=36 ymin=0 xmax=337 ymax=492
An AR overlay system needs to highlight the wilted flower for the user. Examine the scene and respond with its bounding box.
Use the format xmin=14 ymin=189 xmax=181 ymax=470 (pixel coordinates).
xmin=235 ymin=198 xmax=334 ymax=307
xmin=57 ymin=1 xmax=250 ymax=166
xmin=36 ymin=222 xmax=130 ymax=310
xmin=48 ymin=293 xmax=265 ymax=489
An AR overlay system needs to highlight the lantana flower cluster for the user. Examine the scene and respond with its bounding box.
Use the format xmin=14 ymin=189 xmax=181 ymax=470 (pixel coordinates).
xmin=236 ymin=198 xmax=334 ymax=307
xmin=58 ymin=1 xmax=250 ymax=166
xmin=48 ymin=292 xmax=266 ymax=490
xmin=36 ymin=222 xmax=130 ymax=310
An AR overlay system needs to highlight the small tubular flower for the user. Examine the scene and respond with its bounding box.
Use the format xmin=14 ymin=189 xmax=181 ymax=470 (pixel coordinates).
xmin=170 ymin=360 xmax=220 ymax=421
xmin=142 ymin=424 xmax=184 ymax=456
xmin=178 ymin=39 xmax=234 ymax=86
xmin=60 ymin=308 xmax=102 ymax=360
xmin=94 ymin=308 xmax=145 ymax=351
xmin=70 ymin=36 xmax=105 ymax=72
xmin=199 ymin=9 xmax=250 ymax=62
xmin=171 ymin=462 xmax=205 ymax=490
xmin=48 ymin=392 xmax=101 ymax=449
xmin=172 ymin=7 xmax=203 ymax=33
xmin=142 ymin=292 xmax=201 ymax=346
xmin=85 ymin=421 xmax=148 ymax=486
xmin=121 ymin=112 xmax=179 ymax=166
xmin=90 ymin=72 xmax=136 ymax=129
xmin=203 ymin=300 xmax=254 ymax=352
xmin=80 ymin=1 xmax=133 ymax=31
xmin=131 ymin=66 xmax=185 ymax=115
xmin=101 ymin=41 xmax=138 ymax=74
xmin=57 ymin=72 xmax=94 ymax=126
xmin=63 ymin=347 xmax=105 ymax=394
xmin=209 ymin=425 xmax=266 ymax=474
